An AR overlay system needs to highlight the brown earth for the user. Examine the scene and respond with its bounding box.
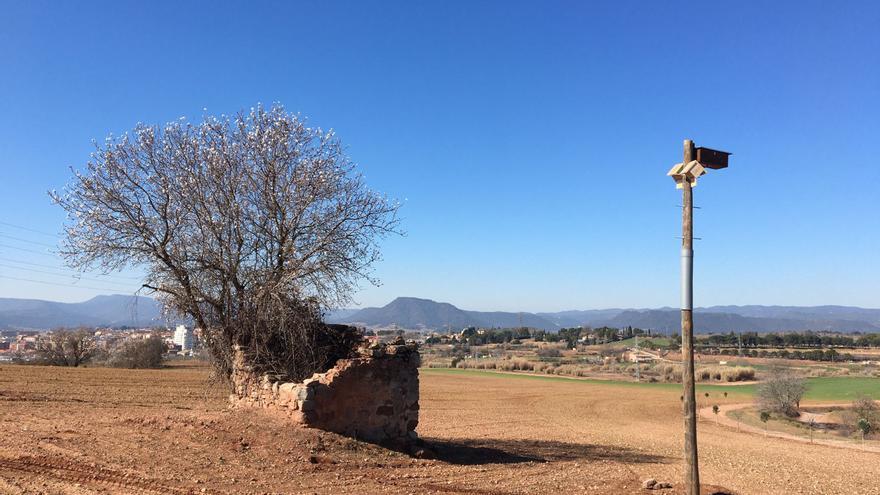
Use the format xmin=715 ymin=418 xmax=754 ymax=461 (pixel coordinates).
xmin=0 ymin=363 xmax=876 ymax=494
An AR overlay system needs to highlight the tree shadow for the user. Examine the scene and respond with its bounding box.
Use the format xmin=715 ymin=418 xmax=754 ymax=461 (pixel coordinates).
xmin=420 ymin=437 xmax=670 ymax=465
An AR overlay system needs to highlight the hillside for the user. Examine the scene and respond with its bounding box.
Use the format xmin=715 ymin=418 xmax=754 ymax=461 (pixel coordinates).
xmin=2 ymin=293 xmax=878 ymax=333
xmin=0 ymin=295 xmax=164 ymax=330
xmin=343 ymin=297 xmax=478 ymax=329
xmin=604 ymin=309 xmax=880 ymax=334
xmin=332 ymin=297 xmax=880 ymax=333
xmin=330 ymin=297 xmax=561 ymax=330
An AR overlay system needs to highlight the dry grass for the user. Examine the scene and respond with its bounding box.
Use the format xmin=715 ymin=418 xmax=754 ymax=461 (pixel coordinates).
xmin=453 ymin=358 xmax=756 ymax=384
xmin=697 ymin=366 xmax=756 ymax=382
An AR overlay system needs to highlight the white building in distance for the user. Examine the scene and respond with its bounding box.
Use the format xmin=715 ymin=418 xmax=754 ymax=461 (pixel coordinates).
xmin=173 ymin=325 xmax=194 ymax=351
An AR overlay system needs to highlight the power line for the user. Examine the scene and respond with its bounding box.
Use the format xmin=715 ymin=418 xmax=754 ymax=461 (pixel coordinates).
xmin=0 ymin=243 xmax=58 ymax=257
xmin=0 ymin=263 xmax=137 ymax=288
xmin=0 ymin=257 xmax=143 ymax=281
xmin=0 ymin=233 xmax=58 ymax=248
xmin=0 ymin=220 xmax=58 ymax=238
xmin=0 ymin=274 xmax=138 ymax=293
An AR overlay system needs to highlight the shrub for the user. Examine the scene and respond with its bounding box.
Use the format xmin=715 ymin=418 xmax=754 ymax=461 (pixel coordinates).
xmin=663 ymin=365 xmax=683 ymax=383
xmin=756 ymin=368 xmax=806 ymax=417
xmin=696 ymin=366 xmax=755 ymax=382
xmin=536 ymin=348 xmax=562 ymax=358
xmin=857 ymin=418 xmax=872 ymax=440
xmin=34 ymin=328 xmax=96 ymax=367
xmin=851 ymin=395 xmax=879 ymax=432
xmin=108 ymin=336 xmax=168 ymax=369
xmin=721 ymin=367 xmax=755 ymax=382
xmin=760 ymin=410 xmax=771 ymax=434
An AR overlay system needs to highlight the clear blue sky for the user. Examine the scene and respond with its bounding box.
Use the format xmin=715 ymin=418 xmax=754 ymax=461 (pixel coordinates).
xmin=0 ymin=1 xmax=877 ymax=311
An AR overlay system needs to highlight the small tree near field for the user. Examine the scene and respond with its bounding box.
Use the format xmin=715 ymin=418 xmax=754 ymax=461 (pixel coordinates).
xmin=756 ymin=368 xmax=806 ymax=417
xmin=851 ymin=396 xmax=879 ymax=427
xmin=712 ymin=404 xmax=719 ymax=424
xmin=35 ymin=328 xmax=96 ymax=367
xmin=808 ymin=418 xmax=815 ymax=443
xmin=760 ymin=410 xmax=771 ymax=436
xmin=857 ymin=418 xmax=871 ymax=441
xmin=52 ymin=104 xmax=400 ymax=385
xmin=109 ymin=336 xmax=167 ymax=369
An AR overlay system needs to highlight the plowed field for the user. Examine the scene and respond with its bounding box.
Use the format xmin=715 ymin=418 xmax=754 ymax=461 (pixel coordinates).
xmin=0 ymin=363 xmax=875 ymax=494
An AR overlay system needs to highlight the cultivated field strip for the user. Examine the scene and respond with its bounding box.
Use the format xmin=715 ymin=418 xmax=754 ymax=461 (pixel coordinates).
xmin=0 ymin=455 xmax=196 ymax=494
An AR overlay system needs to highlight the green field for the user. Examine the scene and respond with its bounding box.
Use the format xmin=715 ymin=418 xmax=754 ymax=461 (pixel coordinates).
xmin=422 ymin=368 xmax=880 ymax=402
xmin=800 ymin=377 xmax=880 ymax=401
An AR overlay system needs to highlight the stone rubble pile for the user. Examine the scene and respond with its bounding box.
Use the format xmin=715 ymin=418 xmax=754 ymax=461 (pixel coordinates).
xmin=231 ymin=339 xmax=420 ymax=447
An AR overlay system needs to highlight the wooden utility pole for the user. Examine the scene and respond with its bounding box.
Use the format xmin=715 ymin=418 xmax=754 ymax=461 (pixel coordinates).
xmin=680 ymin=139 xmax=699 ymax=495
xmin=667 ymin=138 xmax=729 ymax=495
xmin=634 ymin=333 xmax=640 ymax=382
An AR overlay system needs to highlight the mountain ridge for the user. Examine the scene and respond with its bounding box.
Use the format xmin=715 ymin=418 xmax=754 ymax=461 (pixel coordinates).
xmin=0 ymin=295 xmax=165 ymax=330
xmin=1 ymin=294 xmax=878 ymax=333
xmin=329 ymin=297 xmax=880 ymax=333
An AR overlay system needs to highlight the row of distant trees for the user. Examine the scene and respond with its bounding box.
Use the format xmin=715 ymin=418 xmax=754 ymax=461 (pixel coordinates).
xmin=714 ymin=347 xmax=855 ymax=362
xmin=428 ymin=326 xmax=656 ymax=347
xmin=425 ymin=325 xmax=653 ymax=347
xmin=559 ymin=326 xmax=652 ymax=347
xmin=702 ymin=331 xmax=880 ymax=348
xmin=425 ymin=327 xmax=530 ymax=346
xmin=31 ymin=328 xmax=166 ymax=369
xmin=429 ymin=327 xmax=880 ymax=351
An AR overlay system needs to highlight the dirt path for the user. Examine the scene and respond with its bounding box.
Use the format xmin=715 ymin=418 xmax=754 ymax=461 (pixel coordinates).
xmin=697 ymin=403 xmax=880 ymax=453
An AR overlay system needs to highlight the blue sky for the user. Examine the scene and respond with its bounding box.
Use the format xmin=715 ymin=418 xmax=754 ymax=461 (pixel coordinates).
xmin=0 ymin=1 xmax=877 ymax=311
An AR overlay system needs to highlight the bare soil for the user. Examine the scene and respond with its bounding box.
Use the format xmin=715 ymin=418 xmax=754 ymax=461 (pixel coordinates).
xmin=0 ymin=363 xmax=875 ymax=494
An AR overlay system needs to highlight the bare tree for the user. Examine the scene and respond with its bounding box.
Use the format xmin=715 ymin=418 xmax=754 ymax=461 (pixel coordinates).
xmin=848 ymin=395 xmax=879 ymax=434
xmin=108 ymin=335 xmax=167 ymax=369
xmin=756 ymin=367 xmax=806 ymax=417
xmin=759 ymin=410 xmax=770 ymax=435
xmin=52 ymin=104 xmax=400 ymax=383
xmin=35 ymin=328 xmax=96 ymax=367
xmin=851 ymin=395 xmax=879 ymax=423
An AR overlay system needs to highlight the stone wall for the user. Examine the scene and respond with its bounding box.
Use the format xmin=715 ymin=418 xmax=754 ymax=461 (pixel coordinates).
xmin=230 ymin=340 xmax=420 ymax=446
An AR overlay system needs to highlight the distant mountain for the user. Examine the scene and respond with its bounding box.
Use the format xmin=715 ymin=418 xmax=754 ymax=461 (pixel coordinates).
xmin=536 ymin=309 xmax=628 ymax=328
xmin=597 ymin=309 xmax=880 ymax=334
xmin=0 ymin=295 xmax=165 ymax=330
xmin=467 ymin=310 xmax=558 ymax=330
xmin=328 ymin=297 xmax=560 ymax=330
xmin=4 ymin=293 xmax=877 ymax=333
xmin=333 ymin=297 xmax=480 ymax=329
xmin=323 ymin=308 xmax=361 ymax=321
xmin=701 ymin=305 xmax=880 ymax=326
xmin=330 ymin=297 xmax=880 ymax=333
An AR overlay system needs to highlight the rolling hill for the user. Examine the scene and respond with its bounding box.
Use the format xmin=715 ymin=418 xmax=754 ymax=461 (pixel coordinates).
xmin=1 ymin=294 xmax=878 ymax=333
xmin=330 ymin=297 xmax=880 ymax=333
xmin=0 ymin=295 xmax=165 ymax=330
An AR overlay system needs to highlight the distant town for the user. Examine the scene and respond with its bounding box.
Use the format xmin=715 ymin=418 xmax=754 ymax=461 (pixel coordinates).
xmin=0 ymin=325 xmax=199 ymax=363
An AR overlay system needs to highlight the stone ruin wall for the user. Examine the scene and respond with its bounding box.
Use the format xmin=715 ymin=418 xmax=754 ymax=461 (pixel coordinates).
xmin=230 ymin=340 xmax=420 ymax=446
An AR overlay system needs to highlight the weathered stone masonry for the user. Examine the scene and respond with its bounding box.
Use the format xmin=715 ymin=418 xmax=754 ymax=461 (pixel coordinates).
xmin=231 ymin=341 xmax=420 ymax=446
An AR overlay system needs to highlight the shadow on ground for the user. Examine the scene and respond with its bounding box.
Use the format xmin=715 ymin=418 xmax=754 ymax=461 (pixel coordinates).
xmin=421 ymin=437 xmax=670 ymax=465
